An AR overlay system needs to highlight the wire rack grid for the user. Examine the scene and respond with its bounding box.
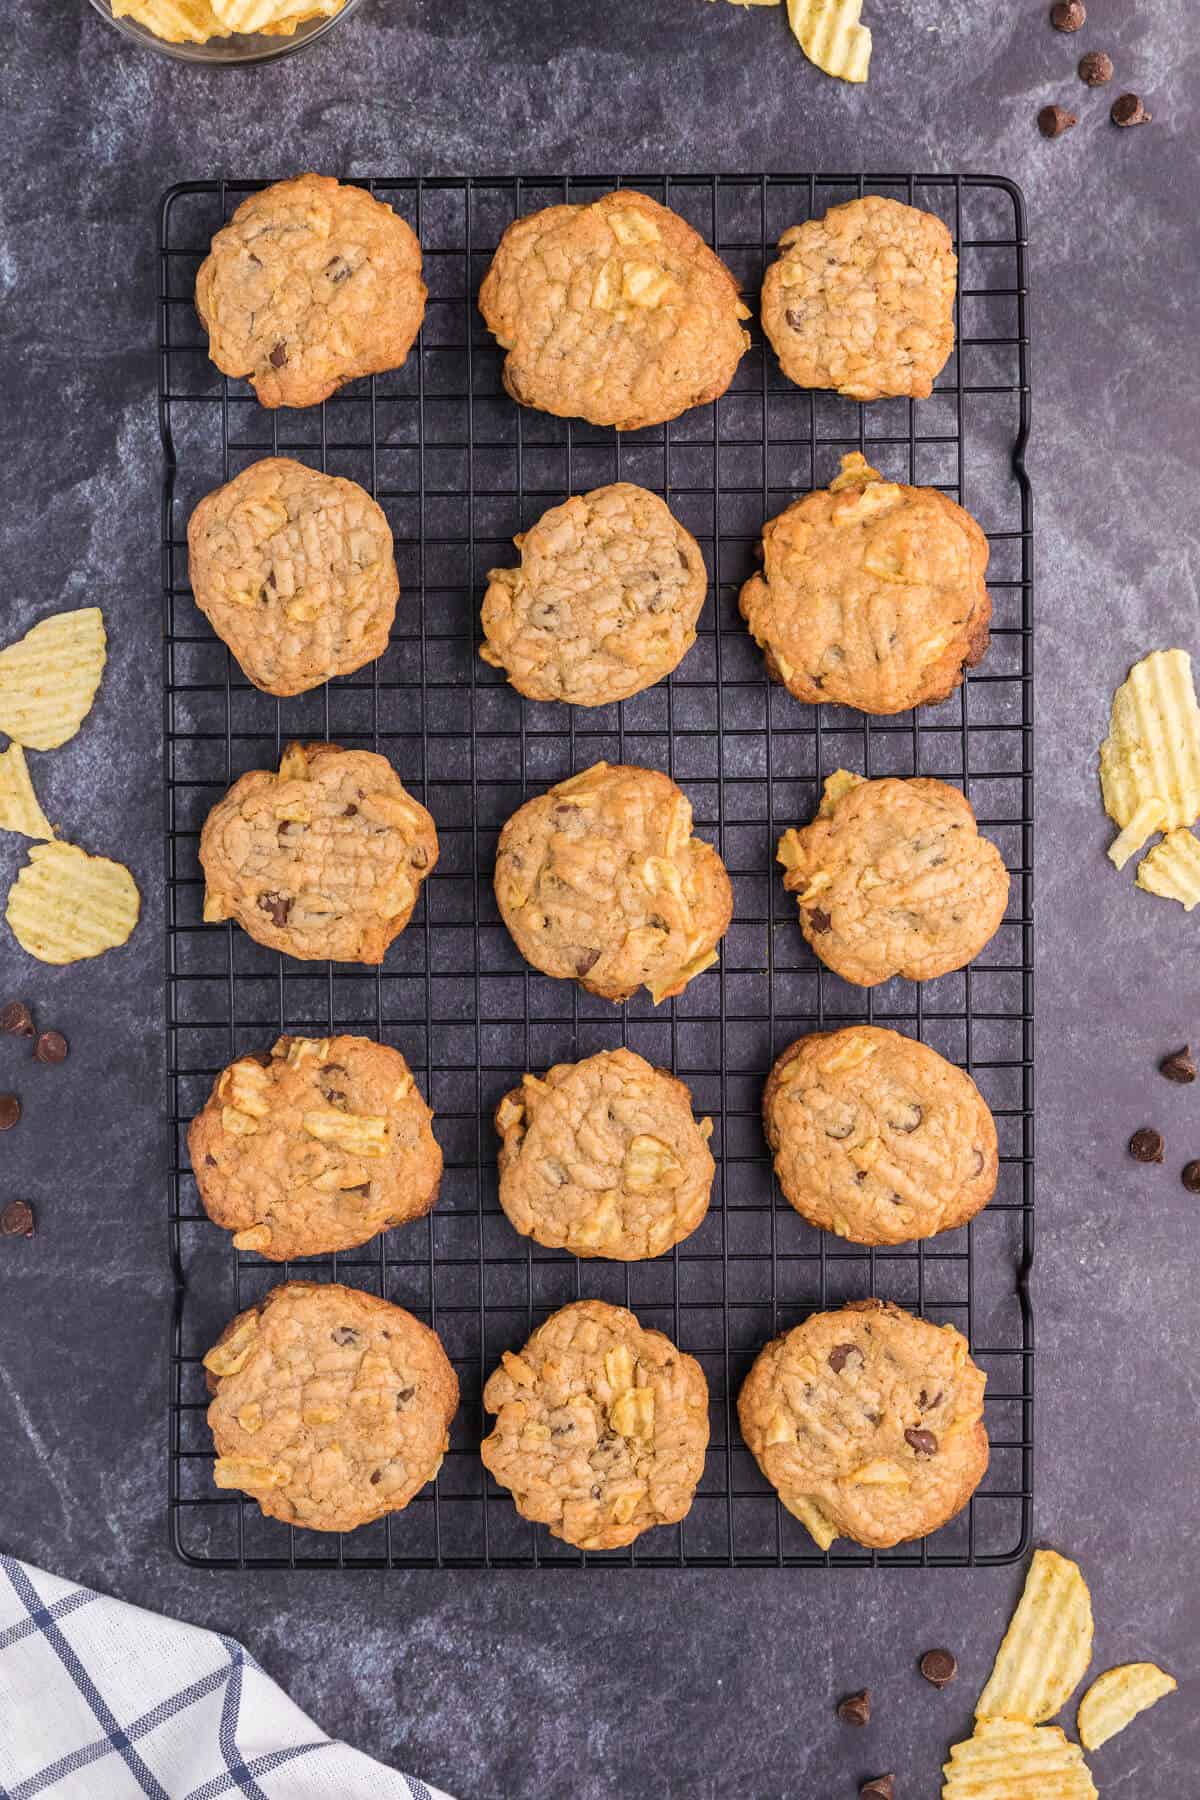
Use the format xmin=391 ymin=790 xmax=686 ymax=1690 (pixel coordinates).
xmin=159 ymin=172 xmax=1034 ymax=1570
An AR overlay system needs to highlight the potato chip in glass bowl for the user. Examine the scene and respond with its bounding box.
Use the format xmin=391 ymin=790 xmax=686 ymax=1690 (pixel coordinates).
xmin=87 ymin=0 xmax=363 ymax=63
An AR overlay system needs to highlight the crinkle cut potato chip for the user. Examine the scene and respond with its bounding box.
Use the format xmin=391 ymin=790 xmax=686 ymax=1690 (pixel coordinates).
xmin=976 ymin=1549 xmax=1093 ymax=1726
xmin=6 ymin=842 xmax=140 ymax=965
xmin=1137 ymin=827 xmax=1200 ymax=909
xmin=1100 ymin=648 xmax=1200 ymax=868
xmin=1077 ymin=1660 xmax=1177 ymax=1751
xmin=0 ymin=745 xmax=54 ymax=841
xmin=210 ymin=0 xmax=344 ymax=29
xmin=0 ymin=607 xmax=107 ymax=752
xmin=786 ymin=0 xmax=872 ymax=83
xmin=111 ymin=0 xmax=343 ymax=40
xmin=110 ymin=0 xmax=225 ymax=41
xmin=943 ymin=1720 xmax=1098 ymax=1800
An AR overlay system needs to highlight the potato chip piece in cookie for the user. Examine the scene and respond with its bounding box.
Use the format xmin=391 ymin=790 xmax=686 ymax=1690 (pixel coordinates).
xmin=6 ymin=842 xmax=140 ymax=964
xmin=1100 ymin=649 xmax=1200 ymax=868
xmin=0 ymin=745 xmax=54 ymax=841
xmin=0 ymin=608 xmax=106 ymax=752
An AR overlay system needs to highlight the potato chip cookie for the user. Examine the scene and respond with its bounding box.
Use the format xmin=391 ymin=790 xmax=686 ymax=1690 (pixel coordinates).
xmin=188 ymin=458 xmax=398 ymax=697
xmin=199 ymin=741 xmax=437 ymax=964
xmin=480 ymin=484 xmax=707 ymax=706
xmin=764 ymin=1026 xmax=997 ymax=1245
xmin=204 ymin=1281 xmax=457 ymax=1532
xmin=479 ymin=190 xmax=750 ymax=431
xmin=778 ymin=771 xmax=1009 ymax=986
xmin=740 ymin=453 xmax=990 ymax=715
xmin=196 ymin=174 xmax=426 ymax=409
xmin=190 ymin=1035 xmax=442 ymax=1261
xmin=494 ymin=762 xmax=732 ymax=1004
xmin=761 ymin=196 xmax=956 ymax=401
xmin=738 ymin=1299 xmax=988 ymax=1550
xmin=495 ymin=1050 xmax=715 ymax=1259
xmin=480 ymin=1299 xmax=709 ymax=1549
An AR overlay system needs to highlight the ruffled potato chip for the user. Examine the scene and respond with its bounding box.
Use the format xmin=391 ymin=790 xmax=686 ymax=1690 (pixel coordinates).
xmin=6 ymin=842 xmax=140 ymax=965
xmin=786 ymin=0 xmax=872 ymax=83
xmin=976 ymin=1549 xmax=1093 ymax=1726
xmin=1100 ymin=649 xmax=1200 ymax=868
xmin=0 ymin=745 xmax=54 ymax=841
xmin=0 ymin=608 xmax=107 ymax=752
xmin=110 ymin=0 xmax=226 ymax=42
xmin=1077 ymin=1661 xmax=1176 ymax=1751
xmin=943 ymin=1719 xmax=1097 ymax=1799
xmin=1137 ymin=828 xmax=1200 ymax=910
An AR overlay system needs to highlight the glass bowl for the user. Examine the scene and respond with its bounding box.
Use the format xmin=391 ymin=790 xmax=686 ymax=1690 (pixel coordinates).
xmin=86 ymin=0 xmax=363 ymax=63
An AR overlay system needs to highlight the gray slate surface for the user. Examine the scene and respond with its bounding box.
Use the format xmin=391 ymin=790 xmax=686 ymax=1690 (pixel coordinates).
xmin=2 ymin=2 xmax=1198 ymax=1795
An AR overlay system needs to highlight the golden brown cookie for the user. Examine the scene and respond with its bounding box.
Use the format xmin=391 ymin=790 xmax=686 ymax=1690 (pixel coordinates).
xmin=480 ymin=483 xmax=707 ymax=706
xmin=778 ymin=771 xmax=1009 ymax=987
xmin=763 ymin=1026 xmax=997 ymax=1245
xmin=195 ymin=173 xmax=427 ymax=409
xmin=187 ymin=457 xmax=398 ymax=697
xmin=737 ymin=1299 xmax=988 ymax=1550
xmin=204 ymin=1281 xmax=458 ymax=1533
xmin=761 ymin=195 xmax=957 ymax=401
xmin=739 ymin=452 xmax=990 ymax=715
xmin=494 ymin=762 xmax=732 ymax=1004
xmin=190 ymin=1034 xmax=442 ymax=1261
xmin=199 ymin=741 xmax=437 ymax=964
xmin=480 ymin=1299 xmax=709 ymax=1549
xmin=478 ymin=189 xmax=750 ymax=430
xmin=494 ymin=1050 xmax=715 ymax=1259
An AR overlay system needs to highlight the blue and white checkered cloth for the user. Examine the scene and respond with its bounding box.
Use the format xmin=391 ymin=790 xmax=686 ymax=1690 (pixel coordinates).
xmin=0 ymin=1557 xmax=455 ymax=1800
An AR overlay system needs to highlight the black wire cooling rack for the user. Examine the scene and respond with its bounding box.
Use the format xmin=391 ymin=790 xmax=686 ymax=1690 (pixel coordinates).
xmin=159 ymin=173 xmax=1034 ymax=1570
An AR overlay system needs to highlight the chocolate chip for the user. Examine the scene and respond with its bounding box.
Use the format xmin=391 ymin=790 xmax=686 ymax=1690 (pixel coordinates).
xmin=0 ymin=1002 xmax=34 ymax=1037
xmin=576 ymin=948 xmax=601 ymax=975
xmin=836 ymin=1689 xmax=871 ymax=1727
xmin=410 ymin=845 xmax=429 ymax=869
xmin=1129 ymin=1127 xmax=1165 ymax=1164
xmin=828 ymin=1343 xmax=861 ymax=1374
xmin=257 ymin=891 xmax=292 ymax=927
xmin=920 ymin=1647 xmax=958 ymax=1688
xmin=905 ymin=1428 xmax=938 ymax=1457
xmin=370 ymin=1468 xmax=382 ymax=1484
xmin=860 ymin=1779 xmax=894 ymax=1800
xmin=807 ymin=907 xmax=832 ymax=934
xmin=784 ymin=307 xmax=806 ymax=331
xmin=33 ymin=1030 xmax=68 ymax=1065
xmin=326 ymin=256 xmax=352 ymax=283
xmin=204 ymin=1153 xmax=217 ymax=1166
xmin=342 ymin=803 xmax=359 ymax=817
xmin=0 ymin=1094 xmax=20 ymax=1131
xmin=1038 ymin=104 xmax=1078 ymax=137
xmin=1051 ymin=0 xmax=1085 ymax=26
xmin=1182 ymin=1162 xmax=1200 ymax=1194
xmin=331 ymin=1326 xmax=359 ymax=1345
xmin=1078 ymin=49 xmax=1113 ymax=84
xmin=1 ymin=1200 xmax=35 ymax=1238
xmin=395 ymin=1386 xmax=415 ymax=1407
xmin=1160 ymin=1047 xmax=1196 ymax=1084
xmin=1111 ymin=92 xmax=1151 ymax=126
xmin=269 ymin=341 xmax=288 ymax=367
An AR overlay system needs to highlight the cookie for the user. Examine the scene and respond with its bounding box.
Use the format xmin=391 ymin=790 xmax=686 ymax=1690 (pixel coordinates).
xmin=494 ymin=761 xmax=732 ymax=1004
xmin=204 ymin=1281 xmax=457 ymax=1533
xmin=480 ymin=484 xmax=707 ymax=706
xmin=495 ymin=1050 xmax=715 ymax=1259
xmin=195 ymin=173 xmax=427 ymax=409
xmin=737 ymin=1298 xmax=988 ymax=1550
xmin=763 ymin=1026 xmax=997 ymax=1245
xmin=778 ymin=770 xmax=1009 ymax=987
xmin=761 ymin=196 xmax=957 ymax=401
xmin=190 ymin=1034 xmax=442 ymax=1261
xmin=480 ymin=1299 xmax=709 ymax=1550
xmin=187 ymin=458 xmax=398 ymax=697
xmin=478 ymin=189 xmax=750 ymax=431
xmin=739 ymin=452 xmax=990 ymax=715
xmin=199 ymin=741 xmax=437 ymax=964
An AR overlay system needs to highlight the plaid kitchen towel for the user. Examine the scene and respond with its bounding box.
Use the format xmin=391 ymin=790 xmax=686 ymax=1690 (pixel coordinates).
xmin=0 ymin=1557 xmax=455 ymax=1800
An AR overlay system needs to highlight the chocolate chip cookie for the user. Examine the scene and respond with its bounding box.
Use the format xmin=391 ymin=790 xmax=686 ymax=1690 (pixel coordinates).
xmin=739 ymin=452 xmax=990 ymax=715
xmin=190 ymin=1034 xmax=442 ymax=1261
xmin=480 ymin=1299 xmax=709 ymax=1550
xmin=737 ymin=1299 xmax=988 ymax=1550
xmin=494 ymin=1049 xmax=715 ymax=1259
xmin=478 ymin=189 xmax=751 ymax=431
xmin=778 ymin=771 xmax=1009 ymax=986
xmin=195 ymin=173 xmax=427 ymax=409
xmin=199 ymin=741 xmax=437 ymax=964
xmin=480 ymin=483 xmax=707 ymax=706
xmin=761 ymin=196 xmax=957 ymax=402
xmin=204 ymin=1281 xmax=457 ymax=1533
xmin=494 ymin=761 xmax=732 ymax=1004
xmin=763 ymin=1026 xmax=997 ymax=1245
xmin=187 ymin=457 xmax=398 ymax=697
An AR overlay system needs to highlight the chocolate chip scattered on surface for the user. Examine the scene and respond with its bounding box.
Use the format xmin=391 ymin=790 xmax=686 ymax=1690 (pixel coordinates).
xmin=1160 ymin=1046 xmax=1196 ymax=1084
xmin=1 ymin=1200 xmax=35 ymax=1238
xmin=0 ymin=1001 xmax=34 ymax=1037
xmin=33 ymin=1030 xmax=68 ymax=1065
xmin=1078 ymin=50 xmax=1114 ymax=85
xmin=919 ymin=1647 xmax=958 ymax=1688
xmin=861 ymin=1778 xmax=895 ymax=1800
xmin=1038 ymin=104 xmax=1078 ymax=138
xmin=1051 ymin=0 xmax=1085 ymax=28
xmin=1129 ymin=1127 xmax=1165 ymax=1164
xmin=837 ymin=1688 xmax=872 ymax=1727
xmin=0 ymin=1095 xmax=20 ymax=1132
xmin=1182 ymin=1161 xmax=1200 ymax=1194
xmin=1111 ymin=93 xmax=1152 ymax=126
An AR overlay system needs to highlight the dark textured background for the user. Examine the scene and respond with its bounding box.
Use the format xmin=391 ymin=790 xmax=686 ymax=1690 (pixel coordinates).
xmin=2 ymin=3 xmax=1198 ymax=1796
